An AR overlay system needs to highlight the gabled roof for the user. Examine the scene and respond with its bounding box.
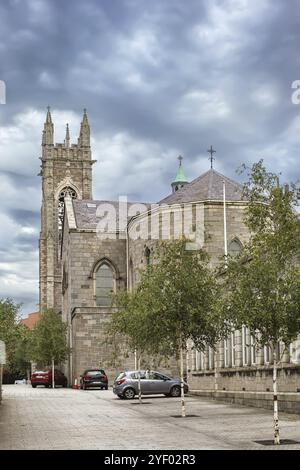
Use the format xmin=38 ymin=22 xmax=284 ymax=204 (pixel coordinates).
xmin=159 ymin=169 xmax=244 ymax=204
xmin=72 ymin=200 xmax=151 ymax=230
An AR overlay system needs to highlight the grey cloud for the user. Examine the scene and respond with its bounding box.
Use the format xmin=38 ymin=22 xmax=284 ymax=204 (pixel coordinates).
xmin=1 ymin=0 xmax=300 ymax=315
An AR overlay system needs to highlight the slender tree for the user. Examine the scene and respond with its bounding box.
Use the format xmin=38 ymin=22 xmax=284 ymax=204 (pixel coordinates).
xmin=109 ymin=239 xmax=220 ymax=416
xmin=30 ymin=309 xmax=70 ymax=388
xmin=107 ymin=290 xmax=154 ymax=403
xmin=220 ymin=161 xmax=300 ymax=445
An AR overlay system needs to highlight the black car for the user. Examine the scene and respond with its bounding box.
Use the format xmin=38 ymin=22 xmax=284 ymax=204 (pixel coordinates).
xmin=80 ymin=369 xmax=108 ymax=390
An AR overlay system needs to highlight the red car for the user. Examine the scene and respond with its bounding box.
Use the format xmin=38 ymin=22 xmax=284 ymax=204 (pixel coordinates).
xmin=31 ymin=369 xmax=68 ymax=388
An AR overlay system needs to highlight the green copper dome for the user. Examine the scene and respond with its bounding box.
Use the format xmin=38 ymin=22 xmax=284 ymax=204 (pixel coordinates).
xmin=171 ymin=156 xmax=188 ymax=193
xmin=173 ymin=156 xmax=188 ymax=183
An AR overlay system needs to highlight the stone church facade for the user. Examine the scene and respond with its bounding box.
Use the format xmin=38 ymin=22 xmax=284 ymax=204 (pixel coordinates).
xmin=39 ymin=109 xmax=300 ymax=411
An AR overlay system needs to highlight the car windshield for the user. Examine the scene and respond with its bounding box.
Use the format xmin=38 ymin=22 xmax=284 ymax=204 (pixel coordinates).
xmin=85 ymin=370 xmax=105 ymax=376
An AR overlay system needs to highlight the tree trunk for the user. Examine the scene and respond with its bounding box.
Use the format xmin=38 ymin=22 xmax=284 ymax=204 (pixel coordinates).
xmin=137 ymin=355 xmax=142 ymax=404
xmin=214 ymin=348 xmax=218 ymax=395
xmin=52 ymin=358 xmax=55 ymax=389
xmin=180 ymin=345 xmax=186 ymax=417
xmin=273 ymin=348 xmax=280 ymax=445
xmin=185 ymin=341 xmax=189 ymax=385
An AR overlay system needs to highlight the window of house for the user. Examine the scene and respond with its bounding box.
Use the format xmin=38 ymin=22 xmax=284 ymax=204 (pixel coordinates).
xmin=250 ymin=335 xmax=256 ymax=365
xmin=224 ymin=338 xmax=229 ymax=367
xmin=208 ymin=346 xmax=214 ymax=370
xmin=290 ymin=341 xmax=299 ymax=364
xmin=231 ymin=331 xmax=236 ymax=367
xmin=242 ymin=326 xmax=250 ymax=366
xmin=264 ymin=345 xmax=271 ymax=364
xmin=95 ymin=263 xmax=114 ymax=306
xmin=228 ymin=238 xmax=242 ymax=256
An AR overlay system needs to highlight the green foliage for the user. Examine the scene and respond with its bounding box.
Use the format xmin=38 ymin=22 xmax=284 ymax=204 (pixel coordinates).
xmin=0 ymin=298 xmax=23 ymax=366
xmin=221 ymin=161 xmax=300 ymax=348
xmin=8 ymin=325 xmax=32 ymax=377
xmin=108 ymin=238 xmax=220 ymax=360
xmin=30 ymin=309 xmax=70 ymax=366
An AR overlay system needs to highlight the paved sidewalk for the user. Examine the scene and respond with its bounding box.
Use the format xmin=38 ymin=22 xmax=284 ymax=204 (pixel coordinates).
xmin=0 ymin=385 xmax=300 ymax=450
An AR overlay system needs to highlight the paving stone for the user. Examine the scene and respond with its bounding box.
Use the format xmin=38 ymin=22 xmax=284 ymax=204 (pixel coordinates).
xmin=1 ymin=385 xmax=300 ymax=450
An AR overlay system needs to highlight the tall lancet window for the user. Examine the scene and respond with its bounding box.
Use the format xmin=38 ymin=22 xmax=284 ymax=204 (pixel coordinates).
xmin=58 ymin=187 xmax=77 ymax=232
xmin=95 ymin=262 xmax=115 ymax=306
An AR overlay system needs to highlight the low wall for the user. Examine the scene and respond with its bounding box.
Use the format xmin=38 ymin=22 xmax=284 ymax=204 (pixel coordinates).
xmin=189 ymin=364 xmax=300 ymax=393
xmin=190 ymin=389 xmax=300 ymax=414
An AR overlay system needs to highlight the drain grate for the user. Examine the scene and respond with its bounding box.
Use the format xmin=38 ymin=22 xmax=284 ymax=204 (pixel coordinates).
xmin=254 ymin=439 xmax=300 ymax=446
xmin=171 ymin=414 xmax=199 ymax=418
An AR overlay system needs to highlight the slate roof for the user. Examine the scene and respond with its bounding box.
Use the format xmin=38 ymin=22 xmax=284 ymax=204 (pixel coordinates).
xmin=159 ymin=169 xmax=244 ymax=204
xmin=72 ymin=200 xmax=151 ymax=230
xmin=71 ymin=170 xmax=244 ymax=230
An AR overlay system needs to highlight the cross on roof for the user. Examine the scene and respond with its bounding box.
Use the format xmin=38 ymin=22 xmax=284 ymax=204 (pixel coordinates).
xmin=178 ymin=155 xmax=183 ymax=165
xmin=207 ymin=145 xmax=216 ymax=169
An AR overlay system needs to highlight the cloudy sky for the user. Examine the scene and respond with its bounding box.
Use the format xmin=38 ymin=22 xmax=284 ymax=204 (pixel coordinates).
xmin=1 ymin=0 xmax=300 ymax=316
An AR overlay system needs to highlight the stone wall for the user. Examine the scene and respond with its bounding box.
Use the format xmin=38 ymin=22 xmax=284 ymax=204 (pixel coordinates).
xmin=71 ymin=307 xmax=135 ymax=385
xmin=61 ymin=221 xmax=128 ymax=383
xmin=189 ymin=364 xmax=300 ymax=393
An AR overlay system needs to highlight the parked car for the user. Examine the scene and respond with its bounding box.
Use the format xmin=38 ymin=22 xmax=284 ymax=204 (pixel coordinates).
xmin=80 ymin=369 xmax=108 ymax=390
xmin=113 ymin=370 xmax=188 ymax=400
xmin=31 ymin=369 xmax=67 ymax=388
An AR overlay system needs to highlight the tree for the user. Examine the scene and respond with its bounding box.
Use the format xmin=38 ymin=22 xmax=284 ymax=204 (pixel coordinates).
xmin=109 ymin=239 xmax=220 ymax=416
xmin=220 ymin=161 xmax=300 ymax=445
xmin=9 ymin=325 xmax=32 ymax=381
xmin=0 ymin=298 xmax=24 ymax=381
xmin=30 ymin=309 xmax=70 ymax=388
xmin=107 ymin=289 xmax=161 ymax=403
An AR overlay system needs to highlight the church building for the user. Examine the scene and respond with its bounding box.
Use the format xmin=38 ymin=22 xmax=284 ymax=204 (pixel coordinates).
xmin=39 ymin=109 xmax=300 ymax=412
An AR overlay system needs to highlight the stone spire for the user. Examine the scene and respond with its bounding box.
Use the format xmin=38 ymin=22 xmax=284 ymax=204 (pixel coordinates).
xmin=64 ymin=123 xmax=70 ymax=148
xmin=171 ymin=156 xmax=188 ymax=193
xmin=78 ymin=108 xmax=90 ymax=147
xmin=42 ymin=106 xmax=54 ymax=146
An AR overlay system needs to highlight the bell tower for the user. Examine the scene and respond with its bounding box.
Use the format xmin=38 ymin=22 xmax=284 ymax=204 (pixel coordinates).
xmin=39 ymin=108 xmax=95 ymax=312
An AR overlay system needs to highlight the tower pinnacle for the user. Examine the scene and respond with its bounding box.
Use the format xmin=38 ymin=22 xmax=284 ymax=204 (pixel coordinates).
xmin=43 ymin=106 xmax=54 ymax=145
xmin=78 ymin=109 xmax=90 ymax=147
xmin=64 ymin=123 xmax=70 ymax=148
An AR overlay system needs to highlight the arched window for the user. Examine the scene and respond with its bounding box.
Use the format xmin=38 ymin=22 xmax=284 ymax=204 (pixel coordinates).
xmin=58 ymin=186 xmax=77 ymax=231
xmin=129 ymin=258 xmax=134 ymax=292
xmin=228 ymin=238 xmax=242 ymax=256
xmin=95 ymin=262 xmax=115 ymax=306
xmin=144 ymin=246 xmax=151 ymax=266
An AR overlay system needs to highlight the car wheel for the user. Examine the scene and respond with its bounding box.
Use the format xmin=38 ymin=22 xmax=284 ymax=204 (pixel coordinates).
xmin=31 ymin=384 xmax=36 ymax=388
xmin=170 ymin=385 xmax=181 ymax=397
xmin=123 ymin=388 xmax=135 ymax=400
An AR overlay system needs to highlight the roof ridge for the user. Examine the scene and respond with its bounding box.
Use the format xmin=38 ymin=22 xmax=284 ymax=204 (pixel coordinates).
xmin=158 ymin=168 xmax=244 ymax=204
xmin=209 ymin=168 xmax=243 ymax=189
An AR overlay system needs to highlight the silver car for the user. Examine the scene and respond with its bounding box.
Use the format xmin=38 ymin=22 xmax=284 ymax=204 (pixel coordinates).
xmin=113 ymin=370 xmax=188 ymax=400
